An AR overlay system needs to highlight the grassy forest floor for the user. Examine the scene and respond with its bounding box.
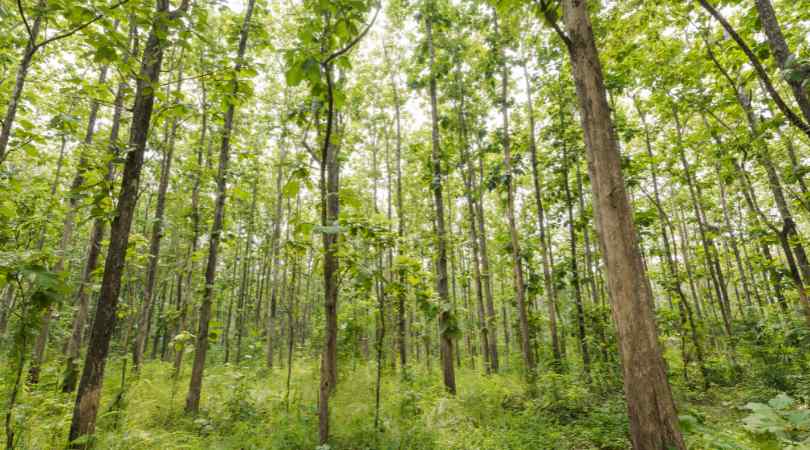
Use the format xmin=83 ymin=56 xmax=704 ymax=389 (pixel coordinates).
xmin=4 ymin=340 xmax=807 ymax=450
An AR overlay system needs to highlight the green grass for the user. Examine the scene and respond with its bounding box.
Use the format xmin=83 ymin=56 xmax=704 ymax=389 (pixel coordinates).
xmin=0 ymin=350 xmax=797 ymax=449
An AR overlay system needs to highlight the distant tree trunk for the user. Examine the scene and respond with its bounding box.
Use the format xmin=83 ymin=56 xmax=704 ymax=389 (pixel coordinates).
xmin=673 ymin=108 xmax=733 ymax=338
xmin=173 ymin=67 xmax=208 ymax=378
xmin=185 ymin=0 xmax=254 ymax=414
xmin=236 ymin=173 xmax=259 ymax=363
xmin=266 ymin=134 xmax=288 ymax=369
xmin=634 ymin=98 xmax=707 ymax=388
xmin=562 ymin=146 xmax=590 ymax=380
xmin=523 ymin=62 xmax=561 ymax=368
xmin=68 ymin=2 xmax=191 ymax=446
xmin=458 ymin=77 xmax=490 ymax=374
xmin=384 ymin=44 xmax=408 ymax=373
xmin=493 ymin=10 xmax=535 ymax=381
xmin=476 ymin=148 xmax=500 ymax=371
xmin=29 ymin=60 xmax=111 ymax=385
xmin=425 ymin=8 xmax=455 ymax=395
xmin=134 ymin=59 xmax=183 ymax=370
xmin=558 ymin=1 xmax=686 ymax=448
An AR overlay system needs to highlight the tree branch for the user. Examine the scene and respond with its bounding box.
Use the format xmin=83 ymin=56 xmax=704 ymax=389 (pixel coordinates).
xmin=697 ymin=0 xmax=810 ymax=140
xmin=16 ymin=0 xmax=32 ymax=42
xmin=33 ymin=0 xmax=131 ymax=52
xmin=323 ymin=5 xmax=381 ymax=66
xmin=533 ymin=0 xmax=571 ymax=52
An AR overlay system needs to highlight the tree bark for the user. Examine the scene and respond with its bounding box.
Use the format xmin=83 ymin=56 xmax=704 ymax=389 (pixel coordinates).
xmin=559 ymin=1 xmax=685 ymax=448
xmin=68 ymin=1 xmax=191 ymax=445
xmin=754 ymin=0 xmax=810 ymax=124
xmin=493 ymin=10 xmax=535 ymax=380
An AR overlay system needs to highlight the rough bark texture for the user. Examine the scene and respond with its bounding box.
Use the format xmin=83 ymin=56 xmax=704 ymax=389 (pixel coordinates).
xmin=754 ymin=0 xmax=810 ymax=124
xmin=62 ymin=53 xmax=129 ymax=392
xmin=68 ymin=1 xmax=187 ymax=444
xmin=0 ymin=3 xmax=42 ymax=165
xmin=561 ymin=1 xmax=685 ymax=448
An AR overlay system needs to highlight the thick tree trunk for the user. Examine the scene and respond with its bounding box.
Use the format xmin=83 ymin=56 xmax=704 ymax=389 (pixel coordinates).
xmin=560 ymin=1 xmax=685 ymax=448
xmin=68 ymin=2 xmax=190 ymax=445
xmin=62 ymin=51 xmax=130 ymax=392
xmin=185 ymin=0 xmax=254 ymax=413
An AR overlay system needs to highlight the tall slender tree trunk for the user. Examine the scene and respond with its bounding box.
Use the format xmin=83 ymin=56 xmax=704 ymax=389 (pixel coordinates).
xmin=28 ymin=60 xmax=112 ymax=385
xmin=62 ymin=43 xmax=130 ymax=391
xmin=476 ymin=148 xmax=500 ymax=371
xmin=673 ymin=108 xmax=733 ymax=338
xmin=558 ymin=1 xmax=685 ymax=447
xmin=493 ymin=10 xmax=534 ymax=380
xmin=425 ymin=6 xmax=455 ymax=395
xmin=458 ymin=78 xmax=491 ymax=374
xmin=185 ymin=0 xmax=254 ymax=413
xmin=523 ymin=62 xmax=562 ymax=367
xmin=173 ymin=67 xmax=208 ymax=378
xmin=0 ymin=1 xmax=43 ymax=165
xmin=68 ymin=2 xmax=191 ymax=446
xmin=133 ymin=60 xmax=184 ymax=370
xmin=563 ymin=147 xmax=591 ymax=379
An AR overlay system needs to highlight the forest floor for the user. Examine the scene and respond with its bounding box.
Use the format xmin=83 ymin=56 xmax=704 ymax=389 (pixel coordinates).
xmin=3 ymin=347 xmax=796 ymax=449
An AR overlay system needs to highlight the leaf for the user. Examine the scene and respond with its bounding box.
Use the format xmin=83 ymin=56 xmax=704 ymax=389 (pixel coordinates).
xmin=282 ymin=179 xmax=300 ymax=199
xmin=769 ymin=393 xmax=795 ymax=410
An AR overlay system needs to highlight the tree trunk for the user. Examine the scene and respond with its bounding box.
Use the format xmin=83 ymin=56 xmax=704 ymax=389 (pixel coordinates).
xmin=0 ymin=3 xmax=43 ymax=165
xmin=425 ymin=8 xmax=456 ymax=395
xmin=754 ymin=0 xmax=810 ymax=124
xmin=523 ymin=62 xmax=562 ymax=367
xmin=62 ymin=35 xmax=131 ymax=390
xmin=563 ymin=147 xmax=591 ymax=379
xmin=493 ymin=10 xmax=535 ymax=380
xmin=559 ymin=1 xmax=685 ymax=447
xmin=68 ymin=2 xmax=189 ymax=445
xmin=185 ymin=0 xmax=254 ymax=413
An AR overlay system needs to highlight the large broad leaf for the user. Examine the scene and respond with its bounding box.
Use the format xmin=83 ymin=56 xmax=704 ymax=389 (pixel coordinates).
xmin=770 ymin=393 xmax=796 ymax=410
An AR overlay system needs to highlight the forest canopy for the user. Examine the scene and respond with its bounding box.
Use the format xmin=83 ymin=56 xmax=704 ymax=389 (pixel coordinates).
xmin=2 ymin=0 xmax=810 ymax=448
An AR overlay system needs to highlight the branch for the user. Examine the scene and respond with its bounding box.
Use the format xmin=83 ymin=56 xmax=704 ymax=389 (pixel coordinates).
xmin=17 ymin=0 xmax=32 ymax=42
xmin=697 ymin=0 xmax=810 ymax=141
xmin=33 ymin=0 xmax=130 ymax=52
xmin=533 ymin=0 xmax=571 ymax=52
xmin=323 ymin=5 xmax=381 ymax=66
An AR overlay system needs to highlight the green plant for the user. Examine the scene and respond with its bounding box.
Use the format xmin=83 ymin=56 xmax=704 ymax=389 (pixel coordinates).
xmin=742 ymin=393 xmax=810 ymax=448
